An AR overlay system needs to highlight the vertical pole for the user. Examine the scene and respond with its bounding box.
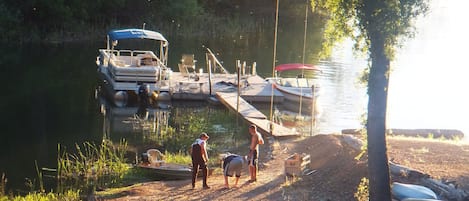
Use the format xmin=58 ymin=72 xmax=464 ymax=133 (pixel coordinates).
xmin=207 ymin=59 xmax=213 ymax=95
xmin=269 ymin=0 xmax=279 ymax=135
xmin=236 ymin=61 xmax=241 ymax=133
xmin=252 ymin=62 xmax=257 ymax=75
xmin=310 ymin=85 xmax=315 ymax=136
xmin=242 ymin=61 xmax=246 ymax=76
xmin=237 ymin=61 xmax=241 ymax=113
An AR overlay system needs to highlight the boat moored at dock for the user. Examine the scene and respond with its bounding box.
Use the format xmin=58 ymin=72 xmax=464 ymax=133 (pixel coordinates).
xmin=267 ymin=63 xmax=321 ymax=113
xmin=96 ymin=28 xmax=173 ymax=107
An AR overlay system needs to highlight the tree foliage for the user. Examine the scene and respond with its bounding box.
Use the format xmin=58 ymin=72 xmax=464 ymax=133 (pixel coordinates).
xmin=312 ymin=0 xmax=428 ymax=59
xmin=0 ymin=0 xmax=287 ymax=42
xmin=310 ymin=0 xmax=428 ymax=200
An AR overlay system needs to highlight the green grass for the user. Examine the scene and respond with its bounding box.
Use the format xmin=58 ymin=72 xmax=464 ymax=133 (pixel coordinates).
xmin=57 ymin=139 xmax=130 ymax=181
xmin=3 ymin=190 xmax=81 ymax=201
xmin=162 ymin=151 xmax=192 ymax=165
xmin=2 ymin=138 xmax=225 ymax=200
xmin=1 ymin=178 xmax=80 ymax=201
xmin=162 ymin=150 xmax=221 ymax=168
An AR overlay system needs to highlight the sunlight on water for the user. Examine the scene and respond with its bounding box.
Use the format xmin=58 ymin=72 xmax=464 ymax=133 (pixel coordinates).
xmin=388 ymin=0 xmax=469 ymax=139
xmin=316 ymin=39 xmax=368 ymax=134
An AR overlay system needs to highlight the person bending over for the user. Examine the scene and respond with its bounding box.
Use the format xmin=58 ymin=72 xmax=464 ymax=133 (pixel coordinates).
xmin=222 ymin=153 xmax=247 ymax=188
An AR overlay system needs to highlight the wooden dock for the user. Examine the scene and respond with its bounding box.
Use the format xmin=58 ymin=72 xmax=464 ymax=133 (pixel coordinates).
xmin=216 ymin=91 xmax=299 ymax=137
xmin=166 ymin=71 xmax=298 ymax=137
xmin=169 ymin=72 xmax=284 ymax=103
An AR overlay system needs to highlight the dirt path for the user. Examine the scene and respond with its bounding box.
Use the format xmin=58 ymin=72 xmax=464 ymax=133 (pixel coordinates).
xmin=94 ymin=134 xmax=469 ymax=201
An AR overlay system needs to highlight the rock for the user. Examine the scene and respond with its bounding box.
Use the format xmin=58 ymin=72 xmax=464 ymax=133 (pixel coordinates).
xmin=392 ymin=182 xmax=438 ymax=200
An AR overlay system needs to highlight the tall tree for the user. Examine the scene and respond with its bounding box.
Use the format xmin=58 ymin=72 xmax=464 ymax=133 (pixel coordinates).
xmin=311 ymin=0 xmax=428 ymax=200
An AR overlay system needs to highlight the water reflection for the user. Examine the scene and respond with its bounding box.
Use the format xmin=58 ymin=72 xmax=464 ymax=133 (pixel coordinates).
xmin=98 ymin=93 xmax=170 ymax=144
xmin=96 ymin=87 xmax=250 ymax=159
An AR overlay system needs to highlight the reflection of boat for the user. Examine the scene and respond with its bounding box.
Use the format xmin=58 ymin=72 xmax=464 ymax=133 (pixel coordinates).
xmin=137 ymin=149 xmax=193 ymax=180
xmin=267 ymin=63 xmax=320 ymax=111
xmin=96 ymin=28 xmax=172 ymax=106
xmin=98 ymin=92 xmax=170 ymax=137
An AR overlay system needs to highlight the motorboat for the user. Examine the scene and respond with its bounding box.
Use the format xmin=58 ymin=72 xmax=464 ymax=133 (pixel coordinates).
xmin=137 ymin=149 xmax=193 ymax=180
xmin=267 ymin=63 xmax=320 ymax=112
xmin=137 ymin=149 xmax=215 ymax=180
xmin=96 ymin=28 xmax=172 ymax=107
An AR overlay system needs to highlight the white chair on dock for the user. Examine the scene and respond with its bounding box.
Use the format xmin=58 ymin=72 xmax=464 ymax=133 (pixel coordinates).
xmin=179 ymin=54 xmax=197 ymax=79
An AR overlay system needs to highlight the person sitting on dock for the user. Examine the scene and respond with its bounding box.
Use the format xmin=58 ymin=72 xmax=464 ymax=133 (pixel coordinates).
xmin=221 ymin=153 xmax=247 ymax=189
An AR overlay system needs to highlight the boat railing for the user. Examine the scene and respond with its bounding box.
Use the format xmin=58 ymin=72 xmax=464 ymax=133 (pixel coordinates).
xmin=99 ymin=49 xmax=168 ymax=70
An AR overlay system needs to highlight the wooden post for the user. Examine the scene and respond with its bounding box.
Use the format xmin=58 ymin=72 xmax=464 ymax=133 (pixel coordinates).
xmin=310 ymin=85 xmax=315 ymax=136
xmin=207 ymin=59 xmax=213 ymax=95
xmin=242 ymin=61 xmax=246 ymax=76
xmin=252 ymin=62 xmax=257 ymax=75
xmin=236 ymin=60 xmax=241 ymax=113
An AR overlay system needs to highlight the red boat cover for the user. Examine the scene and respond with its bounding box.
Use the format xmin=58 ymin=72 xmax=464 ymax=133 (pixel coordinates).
xmin=275 ymin=63 xmax=319 ymax=72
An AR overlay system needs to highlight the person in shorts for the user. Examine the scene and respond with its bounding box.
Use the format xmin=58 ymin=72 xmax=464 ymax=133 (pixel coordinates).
xmin=248 ymin=124 xmax=264 ymax=183
xmin=222 ymin=153 xmax=247 ymax=188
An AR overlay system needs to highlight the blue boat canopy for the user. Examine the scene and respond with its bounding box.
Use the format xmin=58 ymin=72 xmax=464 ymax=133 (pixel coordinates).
xmin=108 ymin=29 xmax=167 ymax=43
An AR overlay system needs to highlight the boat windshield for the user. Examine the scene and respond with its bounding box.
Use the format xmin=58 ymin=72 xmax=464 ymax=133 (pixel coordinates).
xmin=281 ymin=78 xmax=315 ymax=88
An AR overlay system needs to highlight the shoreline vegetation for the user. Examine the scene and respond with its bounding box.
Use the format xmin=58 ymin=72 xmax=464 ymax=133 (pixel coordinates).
xmin=0 ymin=0 xmax=321 ymax=44
xmin=1 ymin=128 xmax=466 ymax=200
xmin=0 ymin=139 xmax=218 ymax=200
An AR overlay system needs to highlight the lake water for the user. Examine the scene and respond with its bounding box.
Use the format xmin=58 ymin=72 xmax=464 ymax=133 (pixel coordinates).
xmin=0 ymin=0 xmax=467 ymax=193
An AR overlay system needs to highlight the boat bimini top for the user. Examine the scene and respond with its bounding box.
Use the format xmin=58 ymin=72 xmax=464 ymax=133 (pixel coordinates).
xmin=108 ymin=28 xmax=168 ymax=44
xmin=106 ymin=28 xmax=169 ymax=66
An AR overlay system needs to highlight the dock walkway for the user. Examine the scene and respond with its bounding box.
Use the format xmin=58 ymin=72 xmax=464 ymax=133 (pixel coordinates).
xmin=216 ymin=91 xmax=299 ymax=137
xmin=168 ymin=72 xmax=299 ymax=137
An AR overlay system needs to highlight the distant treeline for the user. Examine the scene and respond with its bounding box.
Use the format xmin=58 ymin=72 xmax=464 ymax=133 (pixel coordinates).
xmin=0 ymin=0 xmax=314 ymax=43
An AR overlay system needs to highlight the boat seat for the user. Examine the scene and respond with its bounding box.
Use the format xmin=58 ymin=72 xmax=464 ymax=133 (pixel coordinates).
xmin=147 ymin=149 xmax=165 ymax=166
xmin=137 ymin=53 xmax=158 ymax=66
xmin=110 ymin=59 xmax=127 ymax=67
xmin=283 ymin=80 xmax=292 ymax=87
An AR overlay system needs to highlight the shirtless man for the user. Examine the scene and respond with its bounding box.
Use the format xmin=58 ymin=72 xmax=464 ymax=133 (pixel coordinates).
xmin=247 ymin=124 xmax=264 ymax=182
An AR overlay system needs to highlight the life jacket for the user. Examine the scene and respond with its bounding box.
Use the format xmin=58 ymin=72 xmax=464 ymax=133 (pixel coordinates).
xmin=191 ymin=139 xmax=203 ymax=161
